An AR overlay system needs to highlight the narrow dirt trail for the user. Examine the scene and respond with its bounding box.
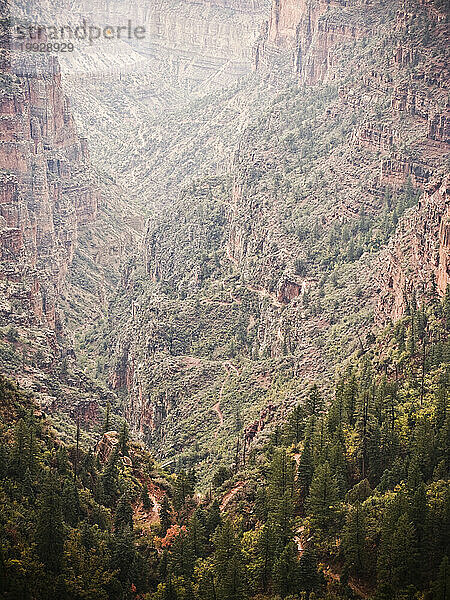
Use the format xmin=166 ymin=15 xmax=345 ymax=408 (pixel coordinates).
xmin=134 ymin=491 xmax=162 ymax=533
xmin=246 ymin=284 xmax=283 ymax=308
xmin=221 ymin=480 xmax=245 ymax=510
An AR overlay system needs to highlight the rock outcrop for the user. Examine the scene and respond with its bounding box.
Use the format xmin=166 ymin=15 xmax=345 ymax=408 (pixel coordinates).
xmin=16 ymin=0 xmax=269 ymax=88
xmin=256 ymin=0 xmax=369 ymax=83
xmin=112 ymin=0 xmax=448 ymax=471
xmin=376 ymin=174 xmax=449 ymax=322
xmin=0 ymin=31 xmax=99 ymax=331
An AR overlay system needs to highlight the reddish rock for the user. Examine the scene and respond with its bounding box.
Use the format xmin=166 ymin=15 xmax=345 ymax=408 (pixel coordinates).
xmin=95 ymin=431 xmax=119 ymax=463
xmin=71 ymin=400 xmax=99 ymax=425
xmin=376 ymin=175 xmax=449 ymax=322
xmin=245 ymin=403 xmax=276 ymax=444
xmin=379 ymin=154 xmax=434 ymax=188
xmin=0 ymin=44 xmax=99 ymax=331
xmin=277 ymin=280 xmax=302 ymax=304
xmin=428 ymin=113 xmax=450 ymax=144
xmin=353 ymin=124 xmax=397 ymax=153
xmin=257 ymin=0 xmax=368 ymax=83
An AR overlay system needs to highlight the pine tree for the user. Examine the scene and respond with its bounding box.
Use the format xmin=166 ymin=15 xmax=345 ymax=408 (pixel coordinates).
xmin=255 ymin=521 xmax=276 ymax=592
xmin=298 ymin=547 xmax=321 ymax=597
xmin=9 ymin=418 xmax=27 ymax=477
xmin=407 ymin=458 xmax=427 ymax=539
xmin=159 ymin=549 xmax=169 ymax=580
xmin=407 ymin=317 xmax=416 ymax=356
xmin=55 ymin=445 xmax=70 ymax=476
xmin=343 ymin=503 xmax=368 ymax=576
xmin=328 ymin=378 xmax=346 ymax=432
xmin=328 ymin=433 xmax=347 ymax=495
xmin=173 ymin=470 xmax=193 ymax=510
xmin=195 ymin=557 xmax=217 ymax=600
xmin=188 ymin=468 xmax=197 ymax=490
xmin=272 ymin=541 xmax=300 ymax=597
xmin=169 ymin=528 xmax=195 ymax=579
xmin=355 ymin=389 xmax=377 ymax=480
xmin=110 ymin=527 xmax=136 ymax=584
xmin=62 ymin=478 xmax=80 ymax=526
xmin=343 ymin=373 xmax=358 ymax=426
xmin=377 ymin=497 xmax=419 ymax=593
xmin=213 ymin=520 xmax=246 ymax=600
xmin=432 ymin=556 xmax=449 ymax=600
xmin=22 ymin=467 xmax=35 ymax=501
xmin=213 ymin=519 xmax=239 ymax=570
xmin=115 ymin=492 xmax=133 ymax=531
xmin=306 ymin=461 xmax=340 ymax=535
xmin=390 ymin=513 xmax=418 ymax=590
xmin=102 ymin=447 xmax=119 ymax=505
xmin=268 ymin=448 xmax=296 ymax=546
xmin=268 ymin=448 xmax=295 ymax=500
xmin=36 ymin=472 xmax=65 ymax=572
xmin=159 ymin=495 xmax=172 ymax=536
xmin=254 ymin=485 xmax=268 ymax=522
xmin=306 ymin=384 xmax=324 ymax=419
xmin=119 ymin=422 xmax=129 ymax=455
xmin=188 ymin=512 xmax=207 ymax=558
xmin=298 ymin=438 xmax=314 ymax=504
xmin=212 ymin=466 xmax=232 ymax=488
xmin=288 ymin=403 xmax=306 ymax=444
xmin=206 ymin=500 xmax=221 ymax=537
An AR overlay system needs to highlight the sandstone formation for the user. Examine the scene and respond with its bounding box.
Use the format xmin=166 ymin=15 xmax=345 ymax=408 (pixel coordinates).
xmin=1 ymin=0 xmax=448 ymax=485
xmin=0 ymin=36 xmax=98 ymax=332
xmin=257 ymin=0 xmax=370 ymax=83
xmin=376 ymin=174 xmax=449 ymax=321
xmin=113 ymin=0 xmax=449 ymax=473
xmin=13 ymin=0 xmax=269 ymax=88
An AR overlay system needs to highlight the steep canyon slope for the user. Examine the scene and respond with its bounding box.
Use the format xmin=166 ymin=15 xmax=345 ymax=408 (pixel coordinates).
xmin=0 ymin=0 xmax=448 ymax=483
xmin=1 ymin=0 xmax=274 ymax=442
xmin=92 ymin=0 xmax=449 ymax=481
xmin=0 ymin=1 xmax=449 ymax=597
xmin=0 ymin=0 xmax=141 ymax=440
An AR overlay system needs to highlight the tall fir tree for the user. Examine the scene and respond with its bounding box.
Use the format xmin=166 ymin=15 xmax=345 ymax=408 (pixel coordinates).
xmin=36 ymin=472 xmax=65 ymax=572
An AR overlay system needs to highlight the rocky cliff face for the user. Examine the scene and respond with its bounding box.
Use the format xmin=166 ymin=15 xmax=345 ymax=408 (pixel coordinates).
xmin=248 ymin=0 xmax=450 ymax=318
xmin=0 ymin=39 xmax=98 ymax=332
xmin=376 ymin=174 xmax=449 ymax=321
xmin=13 ymin=0 xmax=269 ymax=88
xmin=256 ymin=0 xmax=371 ymax=83
xmin=3 ymin=0 xmax=448 ymax=483
xmin=0 ymin=12 xmax=143 ymax=436
xmin=108 ymin=0 xmax=449 ymax=479
xmin=145 ymin=0 xmax=268 ymax=63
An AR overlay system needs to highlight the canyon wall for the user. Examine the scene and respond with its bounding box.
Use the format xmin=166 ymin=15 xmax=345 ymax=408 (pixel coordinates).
xmin=11 ymin=0 xmax=270 ymax=86
xmin=376 ymin=174 xmax=449 ymax=321
xmin=251 ymin=0 xmax=450 ymax=327
xmin=256 ymin=0 xmax=370 ymax=83
xmin=112 ymin=0 xmax=449 ymax=470
xmin=0 ymin=31 xmax=98 ymax=332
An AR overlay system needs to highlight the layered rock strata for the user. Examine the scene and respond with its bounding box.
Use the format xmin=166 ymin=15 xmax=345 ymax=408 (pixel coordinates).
xmin=0 ymin=26 xmax=98 ymax=331
xmin=376 ymin=175 xmax=449 ymax=321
